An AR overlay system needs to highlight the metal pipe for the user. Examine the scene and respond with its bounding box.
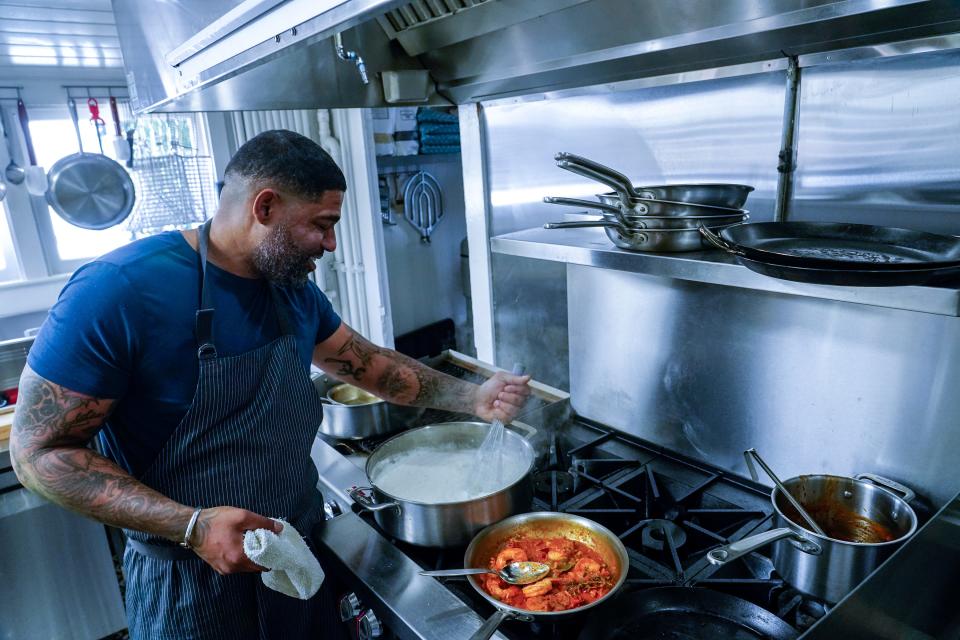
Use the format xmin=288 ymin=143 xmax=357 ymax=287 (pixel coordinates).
xmin=334 ymin=32 xmax=369 ymax=85
xmin=774 ymin=55 xmax=801 ymax=222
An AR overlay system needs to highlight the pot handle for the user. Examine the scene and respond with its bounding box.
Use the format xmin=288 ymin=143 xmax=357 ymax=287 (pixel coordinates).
xmin=469 ymin=608 xmax=532 ymax=640
xmin=706 ymin=527 xmax=821 ymax=566
xmin=855 ymin=473 xmax=915 ymax=504
xmin=543 ymin=196 xmax=620 ymax=214
xmin=698 ymin=224 xmax=744 ymax=255
xmin=348 ymin=486 xmax=400 ymax=513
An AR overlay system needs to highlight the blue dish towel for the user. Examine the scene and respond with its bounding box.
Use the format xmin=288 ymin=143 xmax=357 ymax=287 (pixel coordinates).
xmin=419 ymin=123 xmax=459 ymax=135
xmin=420 ymin=144 xmax=461 ymax=155
xmin=420 ymin=133 xmax=460 ymax=147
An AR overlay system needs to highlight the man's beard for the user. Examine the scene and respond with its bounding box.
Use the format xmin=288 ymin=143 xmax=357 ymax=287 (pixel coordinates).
xmin=251 ymin=222 xmax=319 ymax=287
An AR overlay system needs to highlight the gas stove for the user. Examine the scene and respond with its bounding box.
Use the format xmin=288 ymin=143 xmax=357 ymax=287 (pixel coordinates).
xmin=310 ymin=410 xmax=830 ymax=640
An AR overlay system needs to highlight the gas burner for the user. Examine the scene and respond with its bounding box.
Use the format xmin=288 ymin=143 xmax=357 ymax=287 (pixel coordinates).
xmin=773 ymin=585 xmax=830 ymax=633
xmin=534 ymin=470 xmax=574 ymax=496
xmin=639 ymin=519 xmax=687 ymax=552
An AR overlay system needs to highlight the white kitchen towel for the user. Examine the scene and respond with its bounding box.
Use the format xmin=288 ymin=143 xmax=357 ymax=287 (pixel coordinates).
xmin=243 ymin=519 xmax=324 ymax=600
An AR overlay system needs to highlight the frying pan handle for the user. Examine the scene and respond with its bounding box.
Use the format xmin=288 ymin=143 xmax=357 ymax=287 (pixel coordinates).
xmin=698 ymin=224 xmax=744 ymax=256
xmin=544 ymin=220 xmax=621 ymax=230
xmin=855 ymin=474 xmax=915 ymax=504
xmin=16 ymin=99 xmax=37 ymax=166
xmin=469 ymin=609 xmax=529 ymax=640
xmin=348 ymin=487 xmax=400 ymax=513
xmin=706 ymin=528 xmax=821 ymax=566
xmin=555 ymin=161 xmax=637 ymax=226
xmin=543 ymin=196 xmax=620 ymax=214
xmin=555 ymin=152 xmax=636 ymax=196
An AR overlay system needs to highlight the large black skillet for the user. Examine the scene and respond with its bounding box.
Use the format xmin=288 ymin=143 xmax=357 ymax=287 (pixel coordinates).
xmin=577 ymin=587 xmax=798 ymax=640
xmin=702 ymin=222 xmax=960 ymax=271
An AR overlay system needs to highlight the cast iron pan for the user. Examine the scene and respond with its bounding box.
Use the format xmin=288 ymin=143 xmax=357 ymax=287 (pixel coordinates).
xmin=734 ymin=253 xmax=960 ymax=287
xmin=578 ymin=587 xmax=798 ymax=640
xmin=706 ymin=222 xmax=960 ymax=271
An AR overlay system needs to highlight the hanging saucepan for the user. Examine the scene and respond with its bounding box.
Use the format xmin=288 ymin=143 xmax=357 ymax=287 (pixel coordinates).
xmin=46 ymin=98 xmax=136 ymax=230
xmin=448 ymin=512 xmax=630 ymax=640
xmin=706 ymin=472 xmax=918 ymax=603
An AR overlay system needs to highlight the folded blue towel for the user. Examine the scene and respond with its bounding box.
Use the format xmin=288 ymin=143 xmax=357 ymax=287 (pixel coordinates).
xmin=420 ymin=133 xmax=460 ymax=147
xmin=417 ymin=108 xmax=458 ymax=124
xmin=419 ymin=123 xmax=459 ymax=135
xmin=420 ymin=144 xmax=461 ymax=155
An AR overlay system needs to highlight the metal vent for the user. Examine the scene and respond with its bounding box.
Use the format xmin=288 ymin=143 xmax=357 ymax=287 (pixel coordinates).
xmin=383 ymin=0 xmax=489 ymax=32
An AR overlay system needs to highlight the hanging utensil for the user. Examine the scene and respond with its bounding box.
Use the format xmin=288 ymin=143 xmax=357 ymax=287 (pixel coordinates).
xmin=1 ymin=107 xmax=24 ymax=186
xmin=108 ymin=96 xmax=130 ymax=162
xmin=402 ymin=171 xmax=444 ymax=243
xmin=45 ymin=97 xmax=136 ymax=230
xmin=87 ymin=98 xmax=106 ymax=155
xmin=17 ymin=98 xmax=46 ymax=196
xmin=744 ymin=448 xmax=827 ymax=537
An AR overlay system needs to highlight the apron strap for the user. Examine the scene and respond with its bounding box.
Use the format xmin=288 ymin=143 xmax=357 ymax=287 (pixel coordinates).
xmin=196 ymin=219 xmax=217 ymax=360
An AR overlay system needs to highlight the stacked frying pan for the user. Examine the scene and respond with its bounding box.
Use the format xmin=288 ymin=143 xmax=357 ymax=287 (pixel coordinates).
xmin=700 ymin=222 xmax=960 ymax=286
xmin=543 ymin=152 xmax=752 ymax=252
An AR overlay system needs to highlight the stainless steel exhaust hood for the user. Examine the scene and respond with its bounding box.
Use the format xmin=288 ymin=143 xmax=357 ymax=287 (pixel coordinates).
xmin=114 ymin=0 xmax=960 ymax=113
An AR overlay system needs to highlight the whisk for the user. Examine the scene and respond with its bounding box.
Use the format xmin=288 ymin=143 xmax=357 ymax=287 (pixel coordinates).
xmin=471 ymin=363 xmax=525 ymax=494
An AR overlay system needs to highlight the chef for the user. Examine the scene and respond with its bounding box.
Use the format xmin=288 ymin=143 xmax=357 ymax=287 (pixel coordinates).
xmin=9 ymin=130 xmax=531 ymax=639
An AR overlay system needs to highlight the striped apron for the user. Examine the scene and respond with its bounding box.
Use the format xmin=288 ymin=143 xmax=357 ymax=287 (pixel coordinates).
xmin=122 ymin=220 xmax=328 ymax=639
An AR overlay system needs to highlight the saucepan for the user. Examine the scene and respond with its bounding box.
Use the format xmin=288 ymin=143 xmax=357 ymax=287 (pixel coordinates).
xmin=311 ymin=372 xmax=421 ymax=440
xmin=554 ymin=152 xmax=754 ymax=209
xmin=543 ymin=196 xmax=748 ymax=229
xmin=349 ymin=421 xmax=537 ymax=547
xmin=544 ymin=219 xmax=741 ymax=252
xmin=423 ymin=511 xmax=629 ymax=640
xmin=707 ymin=472 xmax=917 ymax=602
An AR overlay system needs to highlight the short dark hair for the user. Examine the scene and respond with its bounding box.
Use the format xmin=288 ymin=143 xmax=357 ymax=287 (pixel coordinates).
xmin=223 ymin=129 xmax=347 ymax=200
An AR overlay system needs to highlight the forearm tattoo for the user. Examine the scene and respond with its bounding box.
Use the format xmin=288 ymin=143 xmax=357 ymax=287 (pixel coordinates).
xmin=324 ymin=329 xmax=477 ymax=412
xmin=10 ymin=366 xmax=193 ymax=541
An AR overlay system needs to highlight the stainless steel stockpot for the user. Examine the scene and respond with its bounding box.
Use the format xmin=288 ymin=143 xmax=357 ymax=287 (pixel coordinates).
xmin=350 ymin=421 xmax=536 ymax=547
xmin=707 ymin=473 xmax=917 ymax=603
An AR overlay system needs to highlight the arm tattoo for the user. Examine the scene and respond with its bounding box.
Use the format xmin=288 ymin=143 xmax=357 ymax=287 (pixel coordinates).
xmin=10 ymin=365 xmax=193 ymax=542
xmin=321 ymin=328 xmax=477 ymax=412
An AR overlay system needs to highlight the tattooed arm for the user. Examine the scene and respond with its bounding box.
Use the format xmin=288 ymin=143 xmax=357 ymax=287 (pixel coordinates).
xmin=313 ymin=323 xmax=531 ymax=421
xmin=10 ymin=365 xmax=279 ymax=574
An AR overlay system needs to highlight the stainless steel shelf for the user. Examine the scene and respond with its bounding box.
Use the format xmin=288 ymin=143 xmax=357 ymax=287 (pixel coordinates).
xmin=490 ymin=227 xmax=960 ymax=317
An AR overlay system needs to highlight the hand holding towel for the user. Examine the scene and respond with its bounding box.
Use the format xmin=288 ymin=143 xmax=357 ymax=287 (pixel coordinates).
xmin=243 ymin=519 xmax=324 ymax=600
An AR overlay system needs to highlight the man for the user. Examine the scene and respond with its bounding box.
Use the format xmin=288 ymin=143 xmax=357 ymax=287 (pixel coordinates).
xmin=10 ymin=130 xmax=531 ymax=638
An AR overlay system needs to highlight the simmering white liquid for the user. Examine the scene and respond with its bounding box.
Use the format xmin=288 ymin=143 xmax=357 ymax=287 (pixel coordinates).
xmin=372 ymin=444 xmax=529 ymax=503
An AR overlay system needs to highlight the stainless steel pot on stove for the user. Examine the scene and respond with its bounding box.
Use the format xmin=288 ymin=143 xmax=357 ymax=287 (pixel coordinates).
xmin=311 ymin=373 xmax=421 ymax=440
xmin=350 ymin=421 xmax=536 ymax=547
xmin=707 ymin=473 xmax=918 ymax=603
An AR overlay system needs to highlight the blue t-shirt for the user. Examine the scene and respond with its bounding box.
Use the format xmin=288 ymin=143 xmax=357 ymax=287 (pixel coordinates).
xmin=28 ymin=231 xmax=341 ymax=477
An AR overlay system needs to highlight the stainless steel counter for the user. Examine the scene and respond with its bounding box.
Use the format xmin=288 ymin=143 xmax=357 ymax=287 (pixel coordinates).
xmin=803 ymin=489 xmax=960 ymax=639
xmin=490 ymin=227 xmax=960 ymax=317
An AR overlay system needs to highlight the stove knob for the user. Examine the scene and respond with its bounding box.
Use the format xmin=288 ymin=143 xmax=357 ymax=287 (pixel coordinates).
xmin=358 ymin=609 xmax=383 ymax=639
xmin=338 ymin=592 xmax=362 ymax=622
xmin=324 ymin=500 xmax=343 ymax=520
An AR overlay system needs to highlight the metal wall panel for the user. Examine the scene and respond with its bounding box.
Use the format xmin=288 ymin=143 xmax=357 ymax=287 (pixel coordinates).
xmin=481 ymin=71 xmax=786 ymax=389
xmin=791 ymin=49 xmax=960 ymax=234
xmin=568 ymin=264 xmax=960 ymax=508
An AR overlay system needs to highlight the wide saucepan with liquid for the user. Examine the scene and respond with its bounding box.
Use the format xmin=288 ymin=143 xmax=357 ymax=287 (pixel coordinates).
xmin=707 ymin=473 xmax=917 ymax=602
xmin=350 ymin=421 xmax=536 ymax=546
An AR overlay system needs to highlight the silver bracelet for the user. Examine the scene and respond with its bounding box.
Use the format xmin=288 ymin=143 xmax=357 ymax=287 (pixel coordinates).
xmin=180 ymin=507 xmax=203 ymax=549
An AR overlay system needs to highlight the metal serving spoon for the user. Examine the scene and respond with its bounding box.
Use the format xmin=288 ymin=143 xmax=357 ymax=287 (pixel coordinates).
xmin=419 ymin=561 xmax=551 ymax=585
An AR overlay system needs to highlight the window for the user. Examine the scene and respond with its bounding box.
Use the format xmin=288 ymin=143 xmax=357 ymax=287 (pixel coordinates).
xmin=0 ymin=204 xmax=20 ymax=284
xmin=28 ymin=107 xmax=217 ymax=273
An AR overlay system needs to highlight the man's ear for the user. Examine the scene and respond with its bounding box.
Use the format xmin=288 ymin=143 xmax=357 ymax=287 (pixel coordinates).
xmin=252 ymin=188 xmax=279 ymax=225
